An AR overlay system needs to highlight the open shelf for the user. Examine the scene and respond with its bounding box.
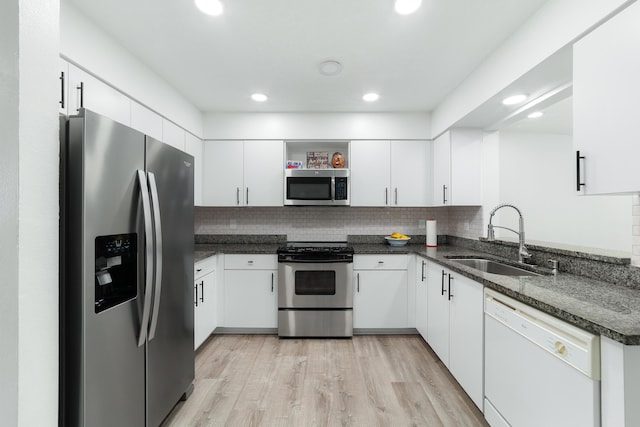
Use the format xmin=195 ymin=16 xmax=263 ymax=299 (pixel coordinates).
xmin=285 ymin=140 xmax=350 ymax=169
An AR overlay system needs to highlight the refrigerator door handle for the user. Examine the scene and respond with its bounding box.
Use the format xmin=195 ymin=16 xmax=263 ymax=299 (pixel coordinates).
xmin=137 ymin=170 xmax=154 ymax=347
xmin=147 ymin=172 xmax=163 ymax=341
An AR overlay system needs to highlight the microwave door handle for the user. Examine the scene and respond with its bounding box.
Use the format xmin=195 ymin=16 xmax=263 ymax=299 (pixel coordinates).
xmin=136 ymin=170 xmax=153 ymax=347
xmin=331 ymin=176 xmax=336 ymax=201
xmin=147 ymin=172 xmax=163 ymax=341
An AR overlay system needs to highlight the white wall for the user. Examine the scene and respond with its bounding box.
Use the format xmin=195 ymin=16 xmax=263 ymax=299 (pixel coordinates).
xmin=481 ymin=131 xmax=501 ymax=230
xmin=0 ymin=2 xmax=20 ymax=424
xmin=203 ymin=112 xmax=430 ymax=140
xmin=0 ymin=0 xmax=60 ymax=425
xmin=496 ymin=131 xmax=632 ymax=253
xmin=431 ymin=0 xmax=632 ymax=137
xmin=60 ymin=2 xmax=203 ymax=137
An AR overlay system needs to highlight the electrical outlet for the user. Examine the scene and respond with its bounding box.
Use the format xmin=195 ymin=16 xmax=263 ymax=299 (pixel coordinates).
xmin=464 ymin=220 xmax=470 ymax=231
xmin=230 ymin=219 xmax=237 ymax=229
xmin=419 ymin=219 xmax=426 ymax=229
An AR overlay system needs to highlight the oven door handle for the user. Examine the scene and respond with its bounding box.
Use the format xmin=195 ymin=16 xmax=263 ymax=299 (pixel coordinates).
xmin=278 ymin=259 xmax=353 ymax=264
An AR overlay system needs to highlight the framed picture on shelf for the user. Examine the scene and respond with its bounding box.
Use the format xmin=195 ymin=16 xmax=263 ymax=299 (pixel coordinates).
xmin=306 ymin=151 xmax=329 ymax=169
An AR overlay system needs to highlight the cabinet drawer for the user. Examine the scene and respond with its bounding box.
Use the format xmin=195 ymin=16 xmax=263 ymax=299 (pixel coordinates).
xmin=354 ymin=254 xmax=408 ymax=270
xmin=224 ymin=254 xmax=277 ymax=270
xmin=195 ymin=256 xmax=216 ymax=279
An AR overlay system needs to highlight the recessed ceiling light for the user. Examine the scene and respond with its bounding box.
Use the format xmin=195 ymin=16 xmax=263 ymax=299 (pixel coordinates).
xmin=318 ymin=60 xmax=343 ymax=76
xmin=251 ymin=93 xmax=268 ymax=102
xmin=395 ymin=0 xmax=422 ymax=15
xmin=195 ymin=0 xmax=223 ymax=16
xmin=502 ymin=94 xmax=528 ymax=105
xmin=363 ymin=93 xmax=380 ymax=102
xmin=527 ymin=111 xmax=544 ymax=119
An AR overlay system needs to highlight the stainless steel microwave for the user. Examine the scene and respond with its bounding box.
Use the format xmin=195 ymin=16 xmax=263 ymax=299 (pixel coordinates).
xmin=284 ymin=169 xmax=350 ymax=206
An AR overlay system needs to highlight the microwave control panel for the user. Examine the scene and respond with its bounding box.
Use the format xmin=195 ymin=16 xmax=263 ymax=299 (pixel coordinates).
xmin=335 ymin=177 xmax=348 ymax=200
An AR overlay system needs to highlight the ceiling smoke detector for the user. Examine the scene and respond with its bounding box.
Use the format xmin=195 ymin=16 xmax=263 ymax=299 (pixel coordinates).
xmin=318 ymin=60 xmax=343 ymax=76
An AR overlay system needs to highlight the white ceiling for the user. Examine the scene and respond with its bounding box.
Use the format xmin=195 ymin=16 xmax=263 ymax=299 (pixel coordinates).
xmin=66 ymin=0 xmax=548 ymax=113
xmin=501 ymin=96 xmax=573 ymax=135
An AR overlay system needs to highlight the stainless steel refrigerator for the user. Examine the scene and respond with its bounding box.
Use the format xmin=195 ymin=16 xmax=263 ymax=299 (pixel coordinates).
xmin=60 ymin=109 xmax=194 ymax=427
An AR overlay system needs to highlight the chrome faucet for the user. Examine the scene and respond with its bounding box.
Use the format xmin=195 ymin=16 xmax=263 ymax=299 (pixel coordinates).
xmin=486 ymin=203 xmax=532 ymax=264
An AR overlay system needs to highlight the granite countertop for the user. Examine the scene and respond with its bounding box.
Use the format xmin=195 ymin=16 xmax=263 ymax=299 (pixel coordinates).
xmin=194 ymin=238 xmax=640 ymax=345
xmin=195 ymin=243 xmax=282 ymax=262
xmin=412 ymin=244 xmax=640 ymax=346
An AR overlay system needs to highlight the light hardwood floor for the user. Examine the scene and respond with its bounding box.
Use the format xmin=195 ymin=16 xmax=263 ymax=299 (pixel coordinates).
xmin=162 ymin=335 xmax=488 ymax=427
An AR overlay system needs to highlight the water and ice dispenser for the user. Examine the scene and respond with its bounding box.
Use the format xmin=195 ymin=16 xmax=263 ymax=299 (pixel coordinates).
xmin=94 ymin=234 xmax=138 ymax=313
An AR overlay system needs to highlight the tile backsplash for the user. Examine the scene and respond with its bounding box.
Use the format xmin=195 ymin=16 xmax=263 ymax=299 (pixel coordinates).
xmin=195 ymin=206 xmax=484 ymax=242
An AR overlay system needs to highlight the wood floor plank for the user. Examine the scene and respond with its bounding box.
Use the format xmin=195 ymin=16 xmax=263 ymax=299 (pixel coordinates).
xmin=162 ymin=335 xmax=488 ymax=427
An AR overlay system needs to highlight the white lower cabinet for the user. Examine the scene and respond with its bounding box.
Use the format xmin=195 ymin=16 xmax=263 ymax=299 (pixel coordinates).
xmin=194 ymin=256 xmax=217 ymax=349
xmin=426 ymin=260 xmax=483 ymax=409
xmin=223 ymin=254 xmax=277 ymax=328
xmin=415 ymin=256 xmax=428 ymax=339
xmin=353 ymin=255 xmax=409 ymax=329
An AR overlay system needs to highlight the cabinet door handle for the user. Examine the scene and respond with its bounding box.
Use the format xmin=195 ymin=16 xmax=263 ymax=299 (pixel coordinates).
xmin=236 ymin=187 xmax=240 ymax=205
xmin=378 ymin=261 xmax=384 ymax=264
xmin=448 ymin=275 xmax=454 ymax=301
xmin=246 ymin=187 xmax=249 ymax=205
xmin=271 ymin=273 xmax=274 ymax=292
xmin=357 ymin=273 xmax=360 ymax=292
xmin=194 ymin=284 xmax=198 ymax=307
xmin=442 ymin=185 xmax=447 ymax=204
xmin=200 ymin=281 xmax=204 ymax=302
xmin=441 ymin=270 xmax=446 ymax=296
xmin=576 ymin=150 xmax=586 ymax=191
xmin=385 ymin=188 xmax=388 ymax=205
xmin=196 ymin=268 xmax=202 ymax=273
xmin=59 ymin=71 xmax=65 ymax=109
xmin=394 ymin=187 xmax=398 ymax=205
xmin=421 ymin=261 xmax=426 ymax=282
xmin=76 ymin=81 xmax=84 ymax=111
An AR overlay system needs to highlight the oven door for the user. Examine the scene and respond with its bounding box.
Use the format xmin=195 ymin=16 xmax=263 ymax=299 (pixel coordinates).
xmin=278 ymin=261 xmax=353 ymax=309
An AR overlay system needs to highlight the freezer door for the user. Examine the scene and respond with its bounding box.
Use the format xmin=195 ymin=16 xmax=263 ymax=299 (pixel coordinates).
xmin=64 ymin=109 xmax=146 ymax=427
xmin=145 ymin=137 xmax=195 ymax=426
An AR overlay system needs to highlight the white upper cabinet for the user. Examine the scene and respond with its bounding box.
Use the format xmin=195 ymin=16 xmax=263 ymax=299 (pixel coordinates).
xmin=59 ymin=59 xmax=68 ymax=115
xmin=203 ymin=141 xmax=245 ymax=206
xmin=432 ymin=129 xmax=482 ymax=206
xmin=184 ymin=133 xmax=203 ymax=205
xmin=573 ymin=2 xmax=640 ymax=195
xmin=351 ymin=140 xmax=391 ymax=206
xmin=66 ymin=63 xmax=131 ymax=126
xmin=243 ymin=140 xmax=284 ymax=206
xmin=391 ymin=140 xmax=430 ymax=206
xmin=130 ymin=101 xmax=163 ymax=142
xmin=203 ymin=140 xmax=283 ymax=207
xmin=351 ymin=140 xmax=430 ymax=207
xmin=162 ymin=119 xmax=186 ymax=151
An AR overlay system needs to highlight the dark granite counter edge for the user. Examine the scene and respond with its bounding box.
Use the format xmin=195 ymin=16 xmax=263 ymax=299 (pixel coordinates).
xmin=413 ymin=249 xmax=640 ymax=346
xmin=193 ymin=235 xmax=640 ymax=345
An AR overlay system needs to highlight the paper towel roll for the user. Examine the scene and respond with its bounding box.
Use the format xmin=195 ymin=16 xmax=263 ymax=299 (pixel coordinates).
xmin=426 ymin=219 xmax=437 ymax=247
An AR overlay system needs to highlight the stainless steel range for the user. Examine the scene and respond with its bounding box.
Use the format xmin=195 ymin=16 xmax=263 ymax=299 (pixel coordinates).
xmin=277 ymin=242 xmax=354 ymax=337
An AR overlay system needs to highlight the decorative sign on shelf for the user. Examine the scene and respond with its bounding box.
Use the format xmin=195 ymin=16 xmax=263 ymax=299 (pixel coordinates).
xmin=306 ymin=151 xmax=329 ymax=169
xmin=286 ymin=160 xmax=303 ymax=169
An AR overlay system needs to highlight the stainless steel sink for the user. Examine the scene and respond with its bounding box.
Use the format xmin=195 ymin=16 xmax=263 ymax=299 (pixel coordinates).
xmin=448 ymin=258 xmax=541 ymax=277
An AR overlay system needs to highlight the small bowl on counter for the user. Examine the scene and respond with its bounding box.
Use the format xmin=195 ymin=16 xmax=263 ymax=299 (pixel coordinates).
xmin=385 ymin=236 xmax=411 ymax=247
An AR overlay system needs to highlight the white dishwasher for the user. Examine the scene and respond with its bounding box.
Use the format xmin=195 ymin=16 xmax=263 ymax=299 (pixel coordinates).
xmin=484 ymin=289 xmax=600 ymax=427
